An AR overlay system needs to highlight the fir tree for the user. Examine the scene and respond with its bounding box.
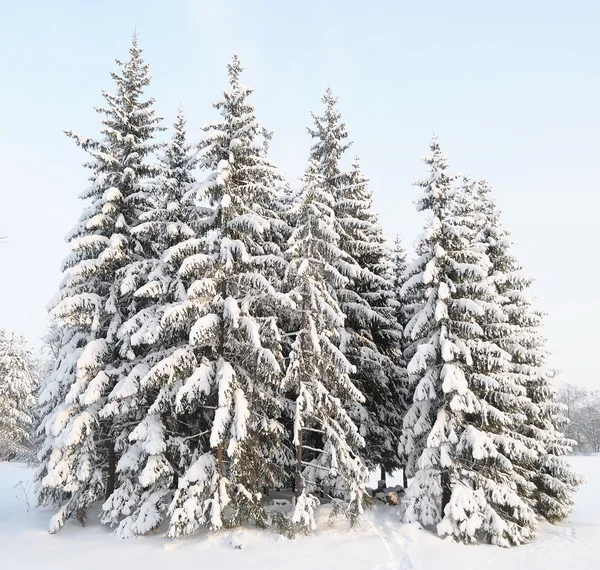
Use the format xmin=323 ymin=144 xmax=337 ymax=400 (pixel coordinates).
xmin=475 ymin=180 xmax=582 ymax=525
xmin=0 ymin=329 xmax=37 ymax=461
xmin=400 ymin=139 xmax=537 ymax=546
xmin=100 ymin=108 xmax=199 ymax=537
xmin=435 ymin=176 xmax=538 ymax=546
xmin=391 ymin=236 xmax=412 ymax=488
xmin=399 ymin=137 xmax=467 ymax=527
xmin=164 ymin=56 xmax=290 ymax=536
xmin=308 ymin=89 xmax=406 ymax=482
xmin=283 ymin=159 xmax=367 ymax=530
xmin=336 ymin=160 xmax=407 ymax=481
xmin=36 ymin=35 xmax=162 ymax=532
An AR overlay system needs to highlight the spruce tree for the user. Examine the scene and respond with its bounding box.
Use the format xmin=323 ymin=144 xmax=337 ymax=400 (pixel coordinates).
xmin=399 ymin=137 xmax=468 ymax=526
xmin=0 ymin=329 xmax=37 ymax=461
xmin=475 ymin=180 xmax=582 ymax=525
xmin=308 ymin=89 xmax=406 ymax=482
xmin=36 ymin=35 xmax=162 ymax=532
xmin=100 ymin=108 xmax=199 ymax=537
xmin=283 ymin=159 xmax=367 ymax=530
xmin=337 ymin=160 xmax=407 ymax=481
xmin=164 ymin=56 xmax=290 ymax=536
xmin=391 ymin=236 xmax=412 ymax=488
xmin=435 ymin=176 xmax=538 ymax=546
xmin=400 ymin=139 xmax=537 ymax=546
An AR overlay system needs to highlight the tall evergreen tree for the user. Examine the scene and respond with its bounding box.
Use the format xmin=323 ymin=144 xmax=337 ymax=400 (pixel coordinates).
xmin=435 ymin=176 xmax=538 ymax=546
xmin=308 ymin=90 xmax=406 ymax=482
xmin=100 ymin=108 xmax=199 ymax=537
xmin=475 ymin=180 xmax=582 ymax=525
xmin=391 ymin=236 xmax=412 ymax=488
xmin=36 ymin=35 xmax=162 ymax=532
xmin=0 ymin=329 xmax=37 ymax=461
xmin=283 ymin=158 xmax=367 ymax=530
xmin=400 ymin=139 xmax=537 ymax=546
xmin=163 ymin=56 xmax=290 ymax=536
xmin=337 ymin=160 xmax=407 ymax=481
xmin=399 ymin=137 xmax=467 ymax=526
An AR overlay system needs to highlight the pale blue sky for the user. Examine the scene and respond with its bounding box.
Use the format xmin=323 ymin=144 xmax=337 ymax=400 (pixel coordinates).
xmin=0 ymin=1 xmax=598 ymax=386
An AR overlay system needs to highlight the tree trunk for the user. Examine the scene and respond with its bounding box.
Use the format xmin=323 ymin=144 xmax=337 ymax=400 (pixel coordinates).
xmin=295 ymin=290 xmax=308 ymax=499
xmin=105 ymin=440 xmax=116 ymax=500
xmin=402 ymin=467 xmax=408 ymax=489
xmin=441 ymin=470 xmax=451 ymax=514
xmin=379 ymin=465 xmax=386 ymax=486
xmin=216 ymin=266 xmax=227 ymax=481
xmin=295 ymin=429 xmax=303 ymax=497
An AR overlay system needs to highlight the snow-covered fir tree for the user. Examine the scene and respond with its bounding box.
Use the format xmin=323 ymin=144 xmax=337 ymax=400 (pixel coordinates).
xmin=100 ymin=108 xmax=200 ymax=537
xmin=283 ymin=158 xmax=367 ymax=531
xmin=399 ymin=139 xmax=538 ymax=547
xmin=308 ymin=89 xmax=406 ymax=482
xmin=474 ymin=179 xmax=582 ymax=525
xmin=399 ymin=137 xmax=466 ymax=527
xmin=390 ymin=236 xmax=412 ymax=487
xmin=337 ymin=160 xmax=407 ymax=481
xmin=436 ymin=175 xmax=538 ymax=546
xmin=162 ymin=56 xmax=291 ymax=536
xmin=0 ymin=329 xmax=37 ymax=461
xmin=36 ymin=35 xmax=162 ymax=532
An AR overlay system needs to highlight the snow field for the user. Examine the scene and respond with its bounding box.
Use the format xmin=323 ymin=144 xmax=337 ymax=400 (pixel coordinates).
xmin=2 ymin=456 xmax=597 ymax=570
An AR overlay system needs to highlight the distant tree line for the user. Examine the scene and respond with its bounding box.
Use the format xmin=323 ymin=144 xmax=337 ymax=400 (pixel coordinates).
xmin=557 ymin=384 xmax=600 ymax=454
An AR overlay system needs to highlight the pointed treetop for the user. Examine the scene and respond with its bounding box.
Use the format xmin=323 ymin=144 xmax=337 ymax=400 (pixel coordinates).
xmin=162 ymin=106 xmax=196 ymax=183
xmin=308 ymin=88 xmax=352 ymax=182
xmin=392 ymin=234 xmax=408 ymax=276
xmin=107 ymin=33 xmax=155 ymax=114
xmin=228 ymin=54 xmax=243 ymax=88
xmin=313 ymin=87 xmax=346 ymax=130
xmin=323 ymin=86 xmax=337 ymax=106
xmin=414 ymin=136 xmax=454 ymax=216
xmin=131 ymin=29 xmax=139 ymax=48
xmin=426 ymin=135 xmax=447 ymax=168
xmin=393 ymin=233 xmax=406 ymax=253
xmin=122 ymin=30 xmax=144 ymax=70
xmin=477 ymin=178 xmax=493 ymax=200
xmin=173 ymin=106 xmax=187 ymax=131
xmin=344 ymin=156 xmax=372 ymax=202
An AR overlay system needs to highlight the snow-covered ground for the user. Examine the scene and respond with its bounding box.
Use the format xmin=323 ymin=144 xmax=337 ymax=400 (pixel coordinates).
xmin=1 ymin=456 xmax=598 ymax=570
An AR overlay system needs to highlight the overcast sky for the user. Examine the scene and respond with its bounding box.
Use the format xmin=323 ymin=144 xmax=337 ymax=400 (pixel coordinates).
xmin=0 ymin=1 xmax=598 ymax=387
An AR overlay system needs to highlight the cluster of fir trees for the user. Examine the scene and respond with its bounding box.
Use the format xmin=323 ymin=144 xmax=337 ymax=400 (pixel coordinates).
xmin=35 ymin=37 xmax=405 ymax=538
xmin=35 ymin=36 xmax=580 ymax=546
